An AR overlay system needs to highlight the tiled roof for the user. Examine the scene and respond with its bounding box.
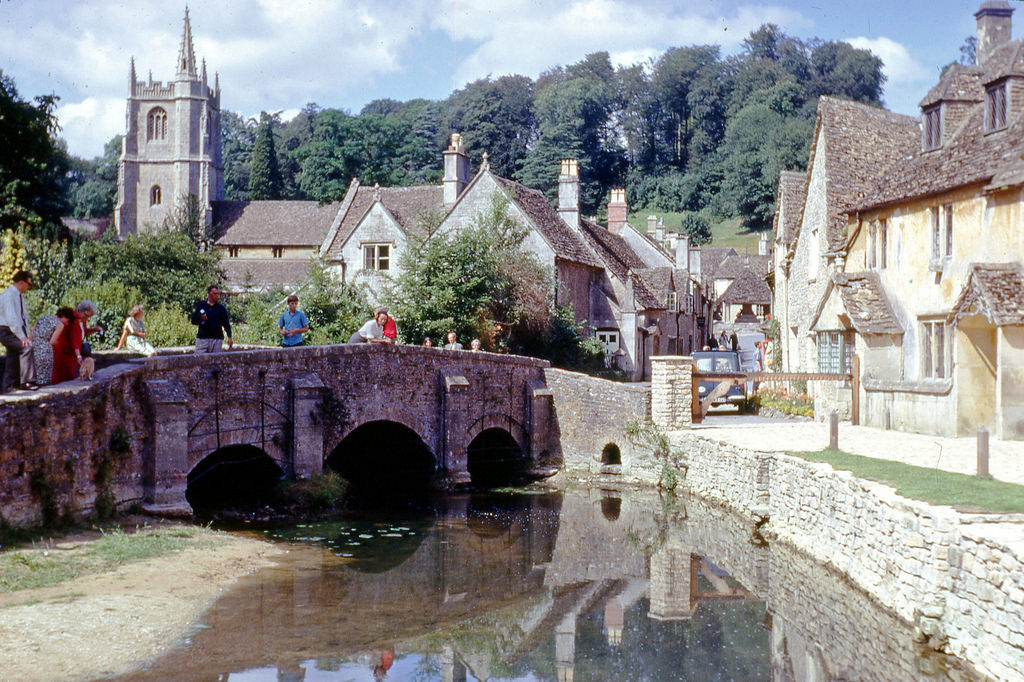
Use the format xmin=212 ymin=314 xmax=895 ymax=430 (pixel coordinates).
xmin=220 ymin=259 xmax=313 ymax=291
xmin=831 ymin=272 xmax=903 ymax=335
xmin=715 ymin=253 xmax=771 ymax=280
xmin=919 ymin=65 xmax=985 ymax=108
xmin=577 ymin=219 xmax=660 ymax=307
xmin=634 ymin=267 xmax=683 ymax=310
xmin=948 ymin=263 xmax=1024 ymax=326
xmin=699 ymin=247 xmax=738 ymax=279
xmin=494 ymin=177 xmax=602 ymax=268
xmin=855 ymin=39 xmax=1024 ymax=213
xmin=718 ymin=267 xmax=771 ymax=306
xmin=774 ymin=171 xmax=807 ymax=249
xmin=322 ymin=183 xmax=444 ymax=258
xmin=213 ymin=200 xmax=338 ymax=247
xmin=811 ymin=97 xmax=920 ymax=251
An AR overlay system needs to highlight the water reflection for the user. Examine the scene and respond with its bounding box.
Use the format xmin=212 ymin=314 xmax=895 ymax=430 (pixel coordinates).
xmin=118 ymin=490 xmax=975 ymax=681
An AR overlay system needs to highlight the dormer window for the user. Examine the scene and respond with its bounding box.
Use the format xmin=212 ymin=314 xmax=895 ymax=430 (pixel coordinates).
xmin=986 ymin=83 xmax=1007 ymax=131
xmin=923 ymin=106 xmax=941 ymax=150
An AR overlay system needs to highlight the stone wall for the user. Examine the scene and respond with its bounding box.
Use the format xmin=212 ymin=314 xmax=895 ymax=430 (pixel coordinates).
xmin=650 ymin=356 xmax=692 ymax=430
xmin=638 ymin=432 xmax=1024 ymax=682
xmin=542 ymin=368 xmax=649 ymax=475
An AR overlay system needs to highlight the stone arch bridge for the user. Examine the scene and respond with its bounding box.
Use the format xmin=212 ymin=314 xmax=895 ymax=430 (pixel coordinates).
xmin=0 ymin=345 xmax=653 ymax=521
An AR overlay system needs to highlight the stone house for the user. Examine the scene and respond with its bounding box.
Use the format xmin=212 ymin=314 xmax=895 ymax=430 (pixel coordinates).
xmin=822 ymin=1 xmax=1024 ymax=439
xmin=772 ymin=96 xmax=920 ymax=406
xmin=212 ymin=200 xmax=339 ymax=290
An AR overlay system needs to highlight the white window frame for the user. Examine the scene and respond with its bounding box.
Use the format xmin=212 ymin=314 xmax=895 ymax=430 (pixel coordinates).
xmin=363 ymin=243 xmax=391 ymax=271
xmin=943 ymin=204 xmax=953 ymax=258
xmin=817 ymin=330 xmax=854 ymax=375
xmin=667 ymin=292 xmax=678 ymax=313
xmin=596 ymin=330 xmax=620 ymax=356
xmin=920 ymin=319 xmax=951 ymax=379
xmin=879 ymin=218 xmax=887 ymax=269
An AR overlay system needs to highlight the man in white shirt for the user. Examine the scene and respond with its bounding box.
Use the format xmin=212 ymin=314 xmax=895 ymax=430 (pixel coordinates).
xmin=0 ymin=270 xmax=38 ymax=392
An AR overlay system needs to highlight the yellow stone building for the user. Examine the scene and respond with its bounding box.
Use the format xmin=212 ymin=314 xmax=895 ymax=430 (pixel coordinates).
xmin=813 ymin=1 xmax=1024 ymax=438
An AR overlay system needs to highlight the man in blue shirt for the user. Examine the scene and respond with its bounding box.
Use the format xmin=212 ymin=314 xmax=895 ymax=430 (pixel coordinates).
xmin=278 ymin=294 xmax=309 ymax=347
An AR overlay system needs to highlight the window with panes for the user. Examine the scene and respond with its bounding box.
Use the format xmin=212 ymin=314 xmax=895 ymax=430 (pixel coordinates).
xmin=920 ymin=319 xmax=951 ymax=379
xmin=363 ymin=244 xmax=391 ymax=271
xmin=817 ymin=330 xmax=854 ymax=374
xmin=986 ymin=83 xmax=1007 ymax=131
xmin=923 ymin=107 xmax=941 ymax=149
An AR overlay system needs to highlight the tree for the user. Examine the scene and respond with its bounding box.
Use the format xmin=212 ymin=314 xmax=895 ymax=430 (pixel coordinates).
xmin=444 ymin=75 xmax=536 ymax=178
xmin=248 ymin=112 xmax=283 ymax=200
xmin=164 ymin=193 xmax=208 ymax=247
xmin=221 ymin=111 xmax=256 ymax=200
xmin=0 ymin=71 xmax=71 ymax=239
xmin=808 ymin=41 xmax=885 ymax=104
xmin=68 ymin=135 xmax=121 ymax=219
xmin=679 ymin=212 xmax=712 ymax=246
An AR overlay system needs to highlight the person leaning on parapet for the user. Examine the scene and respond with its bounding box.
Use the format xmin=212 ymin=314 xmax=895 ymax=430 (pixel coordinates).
xmin=347 ymin=307 xmax=392 ymax=344
xmin=0 ymin=270 xmax=39 ymax=392
xmin=443 ymin=331 xmax=463 ymax=351
xmin=470 ymin=339 xmax=481 ymax=352
xmin=278 ymin=294 xmax=309 ymax=347
xmin=190 ymin=285 xmax=233 ymax=353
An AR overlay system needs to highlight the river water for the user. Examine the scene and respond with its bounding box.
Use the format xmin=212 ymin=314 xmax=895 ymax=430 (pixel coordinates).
xmin=118 ymin=488 xmax=976 ymax=681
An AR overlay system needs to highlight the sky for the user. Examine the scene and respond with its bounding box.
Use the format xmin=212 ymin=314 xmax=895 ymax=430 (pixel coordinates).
xmin=0 ymin=0 xmax=1008 ymax=160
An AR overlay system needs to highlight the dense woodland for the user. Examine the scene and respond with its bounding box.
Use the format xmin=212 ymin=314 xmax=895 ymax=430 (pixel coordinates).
xmin=3 ymin=23 xmax=905 ymax=246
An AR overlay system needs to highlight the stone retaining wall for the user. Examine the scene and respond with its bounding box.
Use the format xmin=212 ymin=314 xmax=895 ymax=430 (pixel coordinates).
xmin=651 ymin=432 xmax=1024 ymax=681
xmin=543 ymin=368 xmax=649 ymax=473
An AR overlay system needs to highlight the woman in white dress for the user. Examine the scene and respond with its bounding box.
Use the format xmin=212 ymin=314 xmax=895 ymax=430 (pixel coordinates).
xmin=115 ymin=305 xmax=157 ymax=356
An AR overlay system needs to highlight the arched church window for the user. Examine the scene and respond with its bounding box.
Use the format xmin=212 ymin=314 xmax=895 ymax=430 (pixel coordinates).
xmin=150 ymin=185 xmax=162 ymax=206
xmin=147 ymin=107 xmax=168 ymax=141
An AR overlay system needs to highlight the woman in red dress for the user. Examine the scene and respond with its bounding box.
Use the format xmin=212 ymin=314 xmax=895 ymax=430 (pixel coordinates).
xmin=50 ymin=301 xmax=101 ymax=384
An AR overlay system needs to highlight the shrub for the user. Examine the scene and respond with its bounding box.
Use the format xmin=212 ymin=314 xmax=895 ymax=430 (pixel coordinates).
xmin=753 ymin=386 xmax=813 ymax=417
xmin=144 ymin=304 xmax=197 ymax=348
xmin=62 ymin=280 xmax=145 ymax=350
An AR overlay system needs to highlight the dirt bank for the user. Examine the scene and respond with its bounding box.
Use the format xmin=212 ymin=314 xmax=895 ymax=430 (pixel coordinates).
xmin=0 ymin=527 xmax=284 ymax=681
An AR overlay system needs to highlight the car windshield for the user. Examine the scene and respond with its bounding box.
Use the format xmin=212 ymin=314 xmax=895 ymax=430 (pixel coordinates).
xmin=694 ymin=353 xmax=738 ymax=373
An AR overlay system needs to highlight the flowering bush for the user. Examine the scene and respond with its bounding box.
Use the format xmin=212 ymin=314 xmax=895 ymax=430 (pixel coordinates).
xmin=753 ymin=386 xmax=813 ymax=418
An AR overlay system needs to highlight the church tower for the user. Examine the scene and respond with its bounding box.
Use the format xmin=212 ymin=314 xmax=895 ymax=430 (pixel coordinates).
xmin=115 ymin=8 xmax=224 ymax=238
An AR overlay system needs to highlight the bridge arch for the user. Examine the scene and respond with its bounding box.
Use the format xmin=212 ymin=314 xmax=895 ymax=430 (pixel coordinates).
xmin=186 ymin=444 xmax=284 ymax=513
xmin=466 ymin=427 xmax=528 ymax=488
xmin=326 ymin=420 xmax=436 ymax=501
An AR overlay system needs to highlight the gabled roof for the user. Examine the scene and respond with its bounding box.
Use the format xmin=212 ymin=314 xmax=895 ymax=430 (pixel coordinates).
xmin=855 ymin=38 xmax=1024 ymax=214
xmin=213 ymin=200 xmax=338 ymax=246
xmin=948 ymin=263 xmax=1024 ymax=326
xmin=919 ymin=64 xmax=986 ymax=108
xmin=774 ymin=171 xmax=807 ymax=250
xmin=812 ymin=271 xmax=903 ymax=335
xmin=634 ymin=267 xmax=688 ymax=310
xmin=492 ymin=176 xmax=601 ymax=268
xmin=809 ymin=97 xmax=920 ymax=252
xmin=714 ymin=253 xmax=771 ymax=280
xmin=699 ymin=247 xmax=738 ymax=279
xmin=321 ymin=182 xmax=444 ymax=258
xmin=577 ymin=218 xmax=661 ymax=307
xmin=718 ymin=267 xmax=771 ymax=306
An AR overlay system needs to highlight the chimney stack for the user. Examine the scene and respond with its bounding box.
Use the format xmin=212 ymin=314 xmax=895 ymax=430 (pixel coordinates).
xmin=758 ymin=233 xmax=769 ymax=256
xmin=675 ymin=234 xmax=689 ymax=269
xmin=607 ymin=188 xmax=628 ymax=235
xmin=976 ymin=1 xmax=1014 ymax=66
xmin=558 ymin=159 xmax=580 ymax=230
xmin=443 ymin=133 xmax=470 ymax=208
xmin=655 ymin=217 xmax=665 ymax=244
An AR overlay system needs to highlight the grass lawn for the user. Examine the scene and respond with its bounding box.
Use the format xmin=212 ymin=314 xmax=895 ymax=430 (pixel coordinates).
xmin=627 ymin=210 xmax=769 ymax=250
xmin=0 ymin=525 xmax=217 ymax=592
xmin=790 ymin=448 xmax=1024 ymax=514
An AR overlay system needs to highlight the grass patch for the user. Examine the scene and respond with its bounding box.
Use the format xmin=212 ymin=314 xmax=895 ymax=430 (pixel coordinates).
xmin=0 ymin=525 xmax=219 ymax=593
xmin=627 ymin=211 xmax=766 ymax=249
xmin=791 ymin=449 xmax=1024 ymax=513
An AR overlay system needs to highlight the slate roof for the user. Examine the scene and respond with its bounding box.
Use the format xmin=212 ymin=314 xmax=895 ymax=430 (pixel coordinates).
xmin=814 ymin=97 xmax=920 ymax=251
xmin=634 ymin=267 xmax=683 ymax=310
xmin=220 ymin=259 xmax=313 ymax=291
xmin=919 ymin=64 xmax=986 ymax=108
xmin=855 ymin=39 xmax=1024 ymax=213
xmin=575 ymin=219 xmax=660 ymax=307
xmin=714 ymin=253 xmax=771 ymax=280
xmin=699 ymin=247 xmax=738 ymax=280
xmin=321 ymin=183 xmax=444 ymax=258
xmin=718 ymin=267 xmax=772 ymax=306
xmin=774 ymin=171 xmax=807 ymax=250
xmin=830 ymin=272 xmax=903 ymax=335
xmin=948 ymin=263 xmax=1024 ymax=326
xmin=494 ymin=176 xmax=602 ymax=268
xmin=213 ymin=200 xmax=338 ymax=247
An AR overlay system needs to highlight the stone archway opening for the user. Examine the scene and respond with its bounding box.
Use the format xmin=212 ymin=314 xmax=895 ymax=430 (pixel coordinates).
xmin=186 ymin=444 xmax=283 ymax=514
xmin=326 ymin=420 xmax=435 ymax=504
xmin=467 ymin=428 xmax=527 ymax=488
xmin=601 ymin=442 xmax=622 ymax=466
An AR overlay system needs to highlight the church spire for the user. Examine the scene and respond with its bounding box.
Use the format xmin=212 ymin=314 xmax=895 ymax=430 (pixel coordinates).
xmin=176 ymin=6 xmax=197 ymax=79
xmin=129 ymin=57 xmax=136 ymax=95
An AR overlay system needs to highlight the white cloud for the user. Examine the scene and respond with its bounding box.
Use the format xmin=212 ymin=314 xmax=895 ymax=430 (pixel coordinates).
xmin=432 ymin=0 xmax=811 ymax=89
xmin=55 ymin=97 xmax=126 ymax=160
xmin=846 ymin=36 xmax=930 ymax=87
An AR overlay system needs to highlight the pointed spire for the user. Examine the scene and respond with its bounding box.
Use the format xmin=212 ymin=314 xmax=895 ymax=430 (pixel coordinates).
xmin=201 ymin=58 xmax=207 ymax=86
xmin=176 ymin=6 xmax=197 ymax=79
xmin=214 ymin=72 xmax=220 ymax=95
xmin=129 ymin=57 xmax=136 ymax=95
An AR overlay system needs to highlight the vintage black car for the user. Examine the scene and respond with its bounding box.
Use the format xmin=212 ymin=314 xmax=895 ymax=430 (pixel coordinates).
xmin=693 ymin=350 xmax=749 ymax=407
